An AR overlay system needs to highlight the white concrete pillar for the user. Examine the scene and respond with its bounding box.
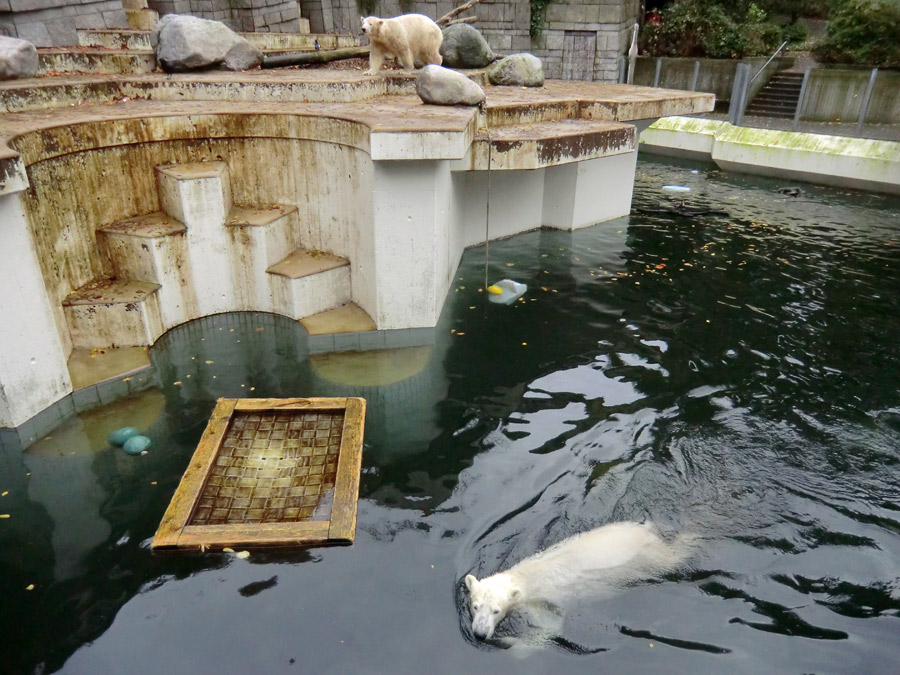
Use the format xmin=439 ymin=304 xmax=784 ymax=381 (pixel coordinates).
xmin=543 ymin=151 xmax=638 ymax=230
xmin=0 ymin=193 xmax=72 ymax=429
xmin=156 ymin=162 xmax=236 ymax=316
xmin=369 ymin=160 xmax=456 ymax=330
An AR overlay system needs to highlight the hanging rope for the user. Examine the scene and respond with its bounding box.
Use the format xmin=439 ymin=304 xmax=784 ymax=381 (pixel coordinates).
xmin=482 ymin=101 xmax=492 ymax=293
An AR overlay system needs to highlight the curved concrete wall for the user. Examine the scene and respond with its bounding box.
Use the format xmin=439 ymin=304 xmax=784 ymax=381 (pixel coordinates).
xmin=13 ymin=115 xmax=375 ymax=356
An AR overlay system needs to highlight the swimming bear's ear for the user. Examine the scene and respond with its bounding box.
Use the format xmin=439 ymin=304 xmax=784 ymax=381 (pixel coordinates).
xmin=464 ymin=574 xmax=479 ymax=592
xmin=510 ymin=587 xmax=521 ymax=602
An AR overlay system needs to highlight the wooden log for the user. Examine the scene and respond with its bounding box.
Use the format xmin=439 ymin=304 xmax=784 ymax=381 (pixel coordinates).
xmin=262 ymin=46 xmax=370 ymax=69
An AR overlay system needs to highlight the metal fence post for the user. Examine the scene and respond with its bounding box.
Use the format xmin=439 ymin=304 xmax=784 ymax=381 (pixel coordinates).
xmin=689 ymin=60 xmax=700 ymax=91
xmin=856 ymin=67 xmax=879 ymax=137
xmin=729 ymin=63 xmax=749 ymax=126
xmin=653 ymin=58 xmax=662 ymax=88
xmin=792 ymin=67 xmax=811 ymax=132
xmin=618 ymin=56 xmax=627 ymax=84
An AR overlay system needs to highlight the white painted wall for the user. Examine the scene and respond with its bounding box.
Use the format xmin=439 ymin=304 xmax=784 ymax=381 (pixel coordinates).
xmin=0 ymin=194 xmax=72 ymax=428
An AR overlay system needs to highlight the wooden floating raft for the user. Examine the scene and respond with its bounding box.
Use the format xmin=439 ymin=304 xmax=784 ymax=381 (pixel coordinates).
xmin=152 ymin=397 xmax=366 ymax=552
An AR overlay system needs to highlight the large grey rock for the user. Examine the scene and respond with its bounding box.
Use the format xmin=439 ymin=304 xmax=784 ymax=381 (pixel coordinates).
xmin=151 ymin=14 xmax=262 ymax=72
xmin=416 ymin=65 xmax=485 ymax=106
xmin=488 ymin=53 xmax=544 ymax=87
xmin=440 ymin=24 xmax=494 ymax=69
xmin=0 ymin=36 xmax=38 ymax=80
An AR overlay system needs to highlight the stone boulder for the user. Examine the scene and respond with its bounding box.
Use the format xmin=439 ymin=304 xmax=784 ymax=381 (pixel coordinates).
xmin=151 ymin=14 xmax=263 ymax=72
xmin=0 ymin=36 xmax=39 ymax=80
xmin=440 ymin=24 xmax=494 ymax=69
xmin=488 ymin=53 xmax=544 ymax=87
xmin=416 ymin=65 xmax=485 ymax=106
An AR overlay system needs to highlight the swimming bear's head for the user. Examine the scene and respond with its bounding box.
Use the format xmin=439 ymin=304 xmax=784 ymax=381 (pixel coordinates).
xmin=464 ymin=573 xmax=520 ymax=640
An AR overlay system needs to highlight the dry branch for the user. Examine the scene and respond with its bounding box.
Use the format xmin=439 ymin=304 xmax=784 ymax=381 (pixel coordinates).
xmin=446 ymin=15 xmax=479 ymax=26
xmin=436 ymin=0 xmax=486 ymax=26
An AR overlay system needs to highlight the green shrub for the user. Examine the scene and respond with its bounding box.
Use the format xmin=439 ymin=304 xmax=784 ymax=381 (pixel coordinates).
xmin=640 ymin=0 xmax=783 ymax=58
xmin=813 ymin=0 xmax=900 ymax=67
xmin=530 ymin=0 xmax=555 ymax=38
xmin=780 ymin=21 xmax=809 ymax=47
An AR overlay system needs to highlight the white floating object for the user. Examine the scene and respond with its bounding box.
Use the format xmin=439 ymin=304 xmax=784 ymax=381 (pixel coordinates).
xmin=662 ymin=185 xmax=691 ymax=192
xmin=487 ymin=279 xmax=527 ymax=305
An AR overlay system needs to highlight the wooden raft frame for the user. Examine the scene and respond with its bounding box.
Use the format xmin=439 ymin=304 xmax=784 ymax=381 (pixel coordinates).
xmin=152 ymin=397 xmax=366 ymax=552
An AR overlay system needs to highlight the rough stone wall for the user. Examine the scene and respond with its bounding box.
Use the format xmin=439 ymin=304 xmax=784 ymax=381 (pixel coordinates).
xmin=314 ymin=0 xmax=639 ymax=82
xmin=0 ymin=0 xmax=129 ymax=46
xmin=148 ymin=0 xmax=301 ymax=32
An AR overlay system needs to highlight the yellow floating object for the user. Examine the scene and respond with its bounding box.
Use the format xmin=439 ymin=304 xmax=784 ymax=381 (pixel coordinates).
xmin=488 ymin=279 xmax=528 ymax=305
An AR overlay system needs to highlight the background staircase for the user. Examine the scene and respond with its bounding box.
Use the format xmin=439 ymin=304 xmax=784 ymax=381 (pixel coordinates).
xmin=745 ymin=71 xmax=805 ymax=118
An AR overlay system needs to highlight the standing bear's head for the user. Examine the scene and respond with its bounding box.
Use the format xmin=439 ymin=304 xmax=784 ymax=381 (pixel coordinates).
xmin=360 ymin=16 xmax=384 ymax=38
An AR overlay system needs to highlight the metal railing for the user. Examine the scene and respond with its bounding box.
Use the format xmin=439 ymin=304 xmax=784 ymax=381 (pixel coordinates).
xmin=748 ymin=40 xmax=788 ymax=85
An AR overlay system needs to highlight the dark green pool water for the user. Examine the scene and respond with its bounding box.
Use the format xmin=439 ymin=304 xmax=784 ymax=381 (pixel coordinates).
xmin=2 ymin=157 xmax=899 ymax=674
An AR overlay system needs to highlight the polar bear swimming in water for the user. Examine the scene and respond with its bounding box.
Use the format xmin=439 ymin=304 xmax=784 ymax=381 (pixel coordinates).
xmin=464 ymin=521 xmax=695 ymax=641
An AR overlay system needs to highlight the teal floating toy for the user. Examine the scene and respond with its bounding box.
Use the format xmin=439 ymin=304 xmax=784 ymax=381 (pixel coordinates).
xmin=108 ymin=427 xmax=140 ymax=447
xmin=122 ymin=435 xmax=151 ymax=455
xmin=487 ymin=279 xmax=527 ymax=305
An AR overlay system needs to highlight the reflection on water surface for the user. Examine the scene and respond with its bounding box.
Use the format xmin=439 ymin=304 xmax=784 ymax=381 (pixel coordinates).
xmin=1 ymin=158 xmax=898 ymax=674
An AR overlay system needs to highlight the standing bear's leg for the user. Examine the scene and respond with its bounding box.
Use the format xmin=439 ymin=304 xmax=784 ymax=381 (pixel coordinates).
xmin=367 ymin=45 xmax=385 ymax=75
xmin=398 ymin=46 xmax=415 ymax=71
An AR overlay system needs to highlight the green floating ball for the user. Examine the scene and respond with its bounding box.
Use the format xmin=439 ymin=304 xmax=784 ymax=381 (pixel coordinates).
xmin=108 ymin=427 xmax=140 ymax=447
xmin=122 ymin=435 xmax=151 ymax=455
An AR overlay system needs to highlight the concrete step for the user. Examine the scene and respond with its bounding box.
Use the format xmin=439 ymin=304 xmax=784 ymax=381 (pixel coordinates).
xmin=747 ymin=71 xmax=804 ymax=118
xmin=226 ymin=205 xmax=300 ymax=313
xmin=267 ymin=247 xmax=352 ymax=320
xmin=63 ymin=278 xmax=163 ymax=349
xmin=157 ymin=161 xmax=232 ymax=229
xmin=38 ymin=48 xmax=156 ymax=76
xmin=97 ymin=212 xmax=193 ymax=330
xmin=748 ymin=98 xmax=797 ymax=110
xmin=300 ymin=302 xmax=375 ymax=336
xmin=761 ymin=85 xmax=802 ymax=95
xmin=76 ymin=28 xmax=359 ymax=52
xmin=745 ymin=108 xmax=795 ymax=118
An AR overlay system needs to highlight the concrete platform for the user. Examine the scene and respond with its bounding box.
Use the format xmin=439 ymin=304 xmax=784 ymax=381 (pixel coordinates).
xmin=641 ymin=116 xmax=900 ymax=195
xmin=0 ymin=66 xmax=713 ymax=429
xmin=267 ymin=248 xmax=349 ymax=279
xmin=301 ymin=304 xmax=377 ymax=336
xmin=67 ymin=346 xmax=150 ymax=389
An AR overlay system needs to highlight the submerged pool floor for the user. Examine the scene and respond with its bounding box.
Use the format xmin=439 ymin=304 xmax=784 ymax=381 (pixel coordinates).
xmin=1 ymin=157 xmax=899 ymax=674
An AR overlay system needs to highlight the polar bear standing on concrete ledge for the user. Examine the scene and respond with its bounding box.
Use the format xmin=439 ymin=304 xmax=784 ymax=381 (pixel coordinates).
xmin=464 ymin=521 xmax=695 ymax=641
xmin=361 ymin=14 xmax=443 ymax=75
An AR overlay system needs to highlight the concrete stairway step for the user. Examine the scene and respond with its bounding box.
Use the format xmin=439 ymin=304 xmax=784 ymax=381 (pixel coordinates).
xmin=63 ymin=278 xmax=163 ymax=349
xmin=38 ymin=49 xmax=156 ymax=76
xmin=97 ymin=212 xmax=193 ymax=330
xmin=157 ymin=161 xmax=231 ymax=229
xmin=300 ymin=302 xmax=375 ymax=336
xmin=226 ymin=205 xmax=300 ymax=313
xmin=77 ymin=29 xmax=150 ymax=50
xmin=747 ymin=71 xmax=804 ymax=119
xmin=469 ymin=119 xmax=635 ymax=170
xmin=267 ymin=247 xmax=351 ymax=320
xmin=76 ymin=28 xmax=359 ymax=52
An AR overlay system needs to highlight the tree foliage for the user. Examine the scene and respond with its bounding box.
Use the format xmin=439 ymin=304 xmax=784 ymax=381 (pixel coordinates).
xmin=640 ymin=0 xmax=782 ymax=58
xmin=813 ymin=0 xmax=900 ymax=67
